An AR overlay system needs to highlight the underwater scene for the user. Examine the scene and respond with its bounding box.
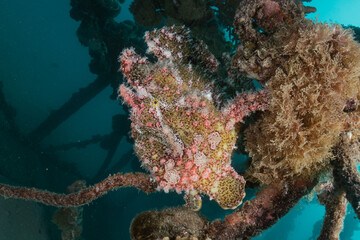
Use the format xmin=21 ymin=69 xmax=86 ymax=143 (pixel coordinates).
xmin=1 ymin=0 xmax=360 ymax=239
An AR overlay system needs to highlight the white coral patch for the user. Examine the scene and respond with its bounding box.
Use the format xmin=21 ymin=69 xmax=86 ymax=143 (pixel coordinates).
xmin=194 ymin=134 xmax=204 ymax=145
xmin=164 ymin=169 xmax=180 ymax=184
xmin=194 ymin=152 xmax=209 ymax=168
xmin=163 ymin=49 xmax=172 ymax=59
xmin=208 ymin=132 xmax=222 ymax=150
xmin=202 ymin=90 xmax=213 ymax=101
xmin=165 ymin=159 xmax=175 ymax=171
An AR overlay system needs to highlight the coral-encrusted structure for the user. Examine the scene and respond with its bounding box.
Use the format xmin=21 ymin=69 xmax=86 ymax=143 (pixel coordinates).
xmin=232 ymin=0 xmax=360 ymax=185
xmin=52 ymin=180 xmax=86 ymax=240
xmin=119 ymin=26 xmax=268 ymax=209
xmin=130 ymin=207 xmax=209 ymax=240
xmin=2 ymin=1 xmax=360 ymax=239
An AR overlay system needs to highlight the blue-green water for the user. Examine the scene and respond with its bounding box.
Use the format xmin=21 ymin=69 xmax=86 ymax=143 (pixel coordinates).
xmin=0 ymin=0 xmax=359 ymax=239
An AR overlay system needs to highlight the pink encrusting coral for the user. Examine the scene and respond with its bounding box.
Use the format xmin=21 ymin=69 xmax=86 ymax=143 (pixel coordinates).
xmin=262 ymin=0 xmax=281 ymax=18
xmin=119 ymin=26 xmax=269 ymax=209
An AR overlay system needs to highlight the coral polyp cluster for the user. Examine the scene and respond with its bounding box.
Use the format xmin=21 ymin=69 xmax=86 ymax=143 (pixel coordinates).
xmin=119 ymin=26 xmax=268 ymax=209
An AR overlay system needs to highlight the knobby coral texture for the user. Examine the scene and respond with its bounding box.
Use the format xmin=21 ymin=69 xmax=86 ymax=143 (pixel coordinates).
xmin=119 ymin=26 xmax=269 ymax=209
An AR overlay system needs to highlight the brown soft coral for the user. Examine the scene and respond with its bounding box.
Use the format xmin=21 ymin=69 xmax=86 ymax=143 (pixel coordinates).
xmin=234 ymin=0 xmax=360 ymax=185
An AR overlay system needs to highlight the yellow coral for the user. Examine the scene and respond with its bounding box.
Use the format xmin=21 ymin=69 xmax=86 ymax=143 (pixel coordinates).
xmin=214 ymin=176 xmax=246 ymax=209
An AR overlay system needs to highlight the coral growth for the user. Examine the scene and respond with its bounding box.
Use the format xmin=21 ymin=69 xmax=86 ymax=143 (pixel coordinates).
xmin=129 ymin=0 xmax=234 ymax=61
xmin=317 ymin=181 xmax=347 ymax=240
xmin=233 ymin=0 xmax=360 ymax=185
xmin=130 ymin=207 xmax=209 ymax=240
xmin=119 ymin=26 xmax=268 ymax=209
xmin=52 ymin=180 xmax=86 ymax=240
xmin=130 ymin=0 xmax=212 ymax=27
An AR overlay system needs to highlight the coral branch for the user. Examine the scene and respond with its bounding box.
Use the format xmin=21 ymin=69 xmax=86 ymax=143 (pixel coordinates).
xmin=208 ymin=177 xmax=317 ymax=239
xmin=332 ymin=138 xmax=360 ymax=219
xmin=52 ymin=180 xmax=87 ymax=240
xmin=317 ymin=182 xmax=347 ymax=240
xmin=0 ymin=172 xmax=156 ymax=207
xmin=222 ymin=90 xmax=269 ymax=126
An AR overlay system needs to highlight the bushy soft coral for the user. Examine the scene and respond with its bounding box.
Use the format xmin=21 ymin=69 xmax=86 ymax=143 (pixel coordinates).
xmin=119 ymin=26 xmax=269 ymax=209
xmin=233 ymin=0 xmax=360 ymax=185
